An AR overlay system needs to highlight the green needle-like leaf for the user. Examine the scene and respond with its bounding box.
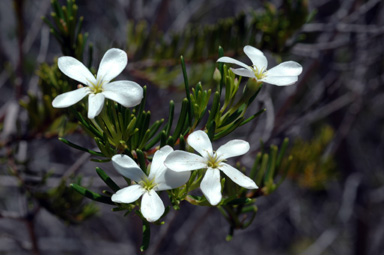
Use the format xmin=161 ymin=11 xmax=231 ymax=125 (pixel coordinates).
xmin=172 ymin=98 xmax=189 ymax=140
xmin=140 ymin=216 xmax=151 ymax=252
xmin=239 ymin=108 xmax=266 ymax=126
xmin=70 ymin=184 xmax=114 ymax=205
xmin=96 ymin=167 xmax=120 ymax=192
xmin=180 ymin=56 xmax=193 ymax=125
xmin=206 ymin=91 xmax=220 ymax=130
xmin=265 ymin=145 xmax=277 ymax=183
xmin=256 ymin=153 xmax=269 ymax=186
xmin=136 ymin=149 xmax=147 ymax=174
xmin=276 ymin=138 xmax=289 ymax=168
xmin=59 ymin=138 xmax=104 ymax=156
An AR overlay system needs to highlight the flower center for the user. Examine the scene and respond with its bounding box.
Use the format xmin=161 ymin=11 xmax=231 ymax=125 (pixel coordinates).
xmin=88 ymin=78 xmax=106 ymax=94
xmin=252 ymin=65 xmax=267 ymax=80
xmin=139 ymin=177 xmax=157 ymax=191
xmin=206 ymin=153 xmax=224 ymax=169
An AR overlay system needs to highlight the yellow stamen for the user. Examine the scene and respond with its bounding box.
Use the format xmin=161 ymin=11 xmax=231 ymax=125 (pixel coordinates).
xmin=87 ymin=78 xmax=106 ymax=94
xmin=252 ymin=66 xmax=267 ymax=80
xmin=139 ymin=176 xmax=157 ymax=191
xmin=206 ymin=153 xmax=225 ymax=169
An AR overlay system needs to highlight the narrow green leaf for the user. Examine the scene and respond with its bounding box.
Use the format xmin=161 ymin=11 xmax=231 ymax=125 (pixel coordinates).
xmin=239 ymin=108 xmax=266 ymax=126
xmin=90 ymin=158 xmax=111 ymax=163
xmin=138 ymin=129 xmax=151 ymax=149
xmin=70 ymin=183 xmax=114 ymax=205
xmin=220 ymin=109 xmax=243 ymax=127
xmin=207 ymin=121 xmax=216 ymax=140
xmin=147 ymin=119 xmax=164 ymax=140
xmin=140 ymin=218 xmax=151 ymax=252
xmin=180 ymin=56 xmax=193 ymax=125
xmin=96 ymin=167 xmax=120 ymax=192
xmin=166 ymin=136 xmax=175 ymax=147
xmin=214 ymin=117 xmax=244 ymax=140
xmin=218 ymin=46 xmax=225 ymax=93
xmin=256 ymin=153 xmax=269 ymax=186
xmin=172 ymin=98 xmax=189 ymax=140
xmin=276 ymin=138 xmax=289 ymax=168
xmin=160 ymin=131 xmax=167 ymax=147
xmin=206 ymin=91 xmax=220 ymax=130
xmin=265 ymin=146 xmax=277 ymax=183
xmin=179 ymin=135 xmax=186 ymax=150
xmin=136 ymin=149 xmax=147 ymax=174
xmin=250 ymin=152 xmax=262 ymax=180
xmin=59 ymin=138 xmax=104 ymax=156
xmin=165 ymin=100 xmax=174 ymax=137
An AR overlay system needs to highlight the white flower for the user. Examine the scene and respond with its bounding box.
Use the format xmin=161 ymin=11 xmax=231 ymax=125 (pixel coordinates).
xmin=217 ymin=45 xmax=303 ymax=86
xmin=52 ymin=48 xmax=143 ymax=119
xmin=164 ymin=130 xmax=257 ymax=206
xmin=111 ymin=146 xmax=190 ymax=222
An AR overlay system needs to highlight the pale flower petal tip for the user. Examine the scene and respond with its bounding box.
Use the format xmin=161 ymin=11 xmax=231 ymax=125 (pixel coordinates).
xmin=200 ymin=168 xmax=222 ymax=206
xmin=141 ymin=190 xmax=165 ymax=222
xmin=187 ymin=130 xmax=213 ymax=158
xmin=97 ymin=48 xmax=128 ymax=83
xmin=53 ymin=48 xmax=143 ymax=118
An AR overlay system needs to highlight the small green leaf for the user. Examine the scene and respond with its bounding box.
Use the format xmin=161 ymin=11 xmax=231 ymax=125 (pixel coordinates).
xmin=70 ymin=183 xmax=114 ymax=205
xmin=140 ymin=219 xmax=150 ymax=252
xmin=59 ymin=138 xmax=104 ymax=156
xmin=96 ymin=167 xmax=120 ymax=192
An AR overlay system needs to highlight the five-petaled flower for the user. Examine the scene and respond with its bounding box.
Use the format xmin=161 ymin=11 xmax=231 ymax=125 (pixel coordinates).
xmin=164 ymin=130 xmax=258 ymax=206
xmin=217 ymin=45 xmax=303 ymax=86
xmin=111 ymin=146 xmax=190 ymax=222
xmin=52 ymin=48 xmax=143 ymax=119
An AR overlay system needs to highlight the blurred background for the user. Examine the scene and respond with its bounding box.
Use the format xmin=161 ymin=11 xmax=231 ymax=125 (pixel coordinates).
xmin=1 ymin=0 xmax=384 ymax=254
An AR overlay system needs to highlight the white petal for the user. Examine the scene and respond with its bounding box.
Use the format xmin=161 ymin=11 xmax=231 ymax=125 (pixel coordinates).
xmin=187 ymin=130 xmax=213 ymax=158
xmin=152 ymin=147 xmax=192 ymax=190
xmin=164 ymin=151 xmax=206 ymax=172
xmin=230 ymin=68 xmax=255 ymax=78
xmin=155 ymin=169 xmax=190 ymax=191
xmin=112 ymin=154 xmax=146 ymax=182
xmin=52 ymin=87 xmax=89 ymax=108
xmin=216 ymin=139 xmax=250 ymax=159
xmin=141 ymin=190 xmax=165 ymax=222
xmin=261 ymin=75 xmax=298 ymax=86
xmin=220 ymin=163 xmax=258 ymax=189
xmin=58 ymin=56 xmax=96 ymax=85
xmin=217 ymin=56 xmax=253 ymax=71
xmin=148 ymin=145 xmax=174 ymax=179
xmin=243 ymin=45 xmax=268 ymax=70
xmin=97 ymin=48 xmax=127 ymax=83
xmin=102 ymin=81 xmax=143 ymax=107
xmin=200 ymin=168 xmax=222 ymax=205
xmin=87 ymin=93 xmax=105 ymax=119
xmin=266 ymin=61 xmax=302 ymax=77
xmin=111 ymin=185 xmax=145 ymax=203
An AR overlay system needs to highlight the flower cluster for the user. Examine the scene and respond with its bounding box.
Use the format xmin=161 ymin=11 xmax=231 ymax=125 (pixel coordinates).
xmin=111 ymin=130 xmax=257 ymax=221
xmin=54 ymin=46 xmax=302 ymax=223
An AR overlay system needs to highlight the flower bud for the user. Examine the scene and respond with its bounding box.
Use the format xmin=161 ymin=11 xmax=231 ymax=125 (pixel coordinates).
xmin=213 ymin=68 xmax=222 ymax=82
